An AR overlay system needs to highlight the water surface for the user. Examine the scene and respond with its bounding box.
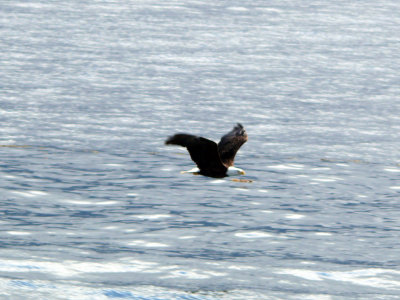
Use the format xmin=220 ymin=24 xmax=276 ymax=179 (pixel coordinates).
xmin=1 ymin=0 xmax=400 ymax=299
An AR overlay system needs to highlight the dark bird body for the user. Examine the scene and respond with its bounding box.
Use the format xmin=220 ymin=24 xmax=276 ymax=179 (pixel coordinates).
xmin=165 ymin=123 xmax=248 ymax=178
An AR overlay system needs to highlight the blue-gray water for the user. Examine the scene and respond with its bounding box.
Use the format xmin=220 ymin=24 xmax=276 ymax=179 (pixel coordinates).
xmin=1 ymin=1 xmax=400 ymax=299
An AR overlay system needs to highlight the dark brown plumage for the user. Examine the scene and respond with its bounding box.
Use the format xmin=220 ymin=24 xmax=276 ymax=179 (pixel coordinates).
xmin=218 ymin=123 xmax=248 ymax=167
xmin=165 ymin=123 xmax=248 ymax=177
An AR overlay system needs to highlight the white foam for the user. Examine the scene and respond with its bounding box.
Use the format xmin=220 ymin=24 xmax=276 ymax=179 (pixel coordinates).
xmin=64 ymin=200 xmax=92 ymax=205
xmin=235 ymin=231 xmax=274 ymax=238
xmin=389 ymin=186 xmax=400 ymax=190
xmin=228 ymin=265 xmax=257 ymax=270
xmin=256 ymin=7 xmax=282 ymax=13
xmin=277 ymin=269 xmax=323 ymax=281
xmin=128 ymin=240 xmax=169 ymax=248
xmin=291 ymin=174 xmax=309 ymax=178
xmin=227 ymin=6 xmax=248 ymax=12
xmin=311 ymin=167 xmax=331 ymax=171
xmin=300 ymin=261 xmax=316 ymax=265
xmin=7 ymin=231 xmax=31 ymax=236
xmin=285 ymin=214 xmax=305 ymax=219
xmin=94 ymin=201 xmax=118 ymax=205
xmin=312 ymin=177 xmax=340 ymax=182
xmin=277 ymin=268 xmax=400 ymax=290
xmin=210 ymin=179 xmax=225 ymax=184
xmin=104 ymin=226 xmax=118 ymax=230
xmin=315 ymin=232 xmax=332 ymax=236
xmin=268 ymin=164 xmax=304 ymax=170
xmin=28 ymin=190 xmax=48 ymax=195
xmin=64 ymin=199 xmax=118 ymax=206
xmin=12 ymin=191 xmax=38 ymax=197
xmin=134 ymin=214 xmax=172 ymax=220
xmin=13 ymin=3 xmax=51 ymax=9
xmin=384 ymin=168 xmax=400 ymax=172
xmin=3 ymin=175 xmax=16 ymax=179
xmin=162 ymin=269 xmax=226 ymax=279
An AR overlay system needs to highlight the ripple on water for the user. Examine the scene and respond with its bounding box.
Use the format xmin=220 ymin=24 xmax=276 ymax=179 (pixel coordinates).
xmin=384 ymin=168 xmax=400 ymax=172
xmin=12 ymin=190 xmax=48 ymax=197
xmin=1 ymin=0 xmax=400 ymax=298
xmin=7 ymin=231 xmax=32 ymax=236
xmin=210 ymin=179 xmax=226 ymax=184
xmin=268 ymin=164 xmax=305 ymax=170
xmin=276 ymin=268 xmax=400 ymax=290
xmin=285 ymin=214 xmax=305 ymax=219
xmin=311 ymin=177 xmax=341 ymax=182
xmin=235 ymin=231 xmax=275 ymax=238
xmin=134 ymin=214 xmax=172 ymax=220
xmin=127 ymin=240 xmax=170 ymax=248
xmin=161 ymin=269 xmax=227 ymax=279
xmin=62 ymin=199 xmax=119 ymax=205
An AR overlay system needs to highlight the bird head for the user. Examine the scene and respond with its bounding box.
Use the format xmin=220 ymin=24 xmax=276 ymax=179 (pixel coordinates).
xmin=227 ymin=166 xmax=246 ymax=176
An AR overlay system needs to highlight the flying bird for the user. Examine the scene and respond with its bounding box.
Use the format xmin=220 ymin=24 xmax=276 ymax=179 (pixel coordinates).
xmin=165 ymin=123 xmax=248 ymax=178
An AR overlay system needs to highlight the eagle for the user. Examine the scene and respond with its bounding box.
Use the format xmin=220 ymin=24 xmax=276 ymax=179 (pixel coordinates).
xmin=165 ymin=123 xmax=248 ymax=178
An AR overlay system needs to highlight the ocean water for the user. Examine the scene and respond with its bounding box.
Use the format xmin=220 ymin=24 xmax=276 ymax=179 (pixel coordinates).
xmin=1 ymin=0 xmax=400 ymax=299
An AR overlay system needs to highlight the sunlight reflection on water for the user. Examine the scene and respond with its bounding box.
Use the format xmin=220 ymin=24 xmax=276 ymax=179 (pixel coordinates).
xmin=2 ymin=0 xmax=400 ymax=298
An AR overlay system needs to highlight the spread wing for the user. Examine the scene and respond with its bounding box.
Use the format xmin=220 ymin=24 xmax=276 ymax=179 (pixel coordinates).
xmin=165 ymin=134 xmax=227 ymax=177
xmin=217 ymin=123 xmax=248 ymax=167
